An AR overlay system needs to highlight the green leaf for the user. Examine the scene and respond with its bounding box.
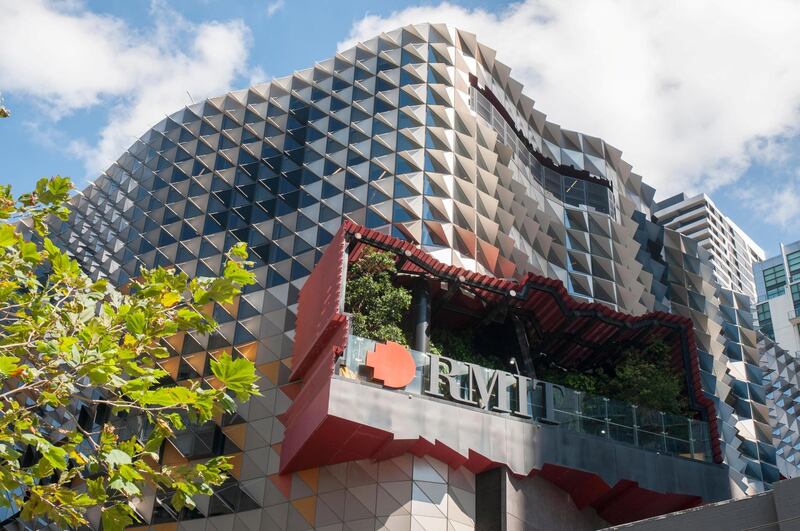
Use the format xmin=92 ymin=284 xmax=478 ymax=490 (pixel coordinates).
xmin=108 ymin=477 xmax=140 ymax=497
xmin=125 ymin=310 xmax=146 ymax=336
xmin=171 ymin=490 xmax=195 ymax=511
xmin=118 ymin=463 xmax=143 ymax=483
xmin=20 ymin=433 xmax=67 ymax=470
xmin=0 ymin=355 xmax=20 ymax=377
xmin=40 ymin=444 xmax=67 ymax=471
xmin=0 ymin=224 xmax=16 ymax=247
xmin=228 ymin=241 xmax=249 ymax=259
xmin=104 ymin=449 xmax=132 ymax=468
xmin=18 ymin=435 xmax=67 ymax=471
xmin=140 ymin=386 xmax=196 ymax=408
xmin=210 ymin=353 xmax=260 ymax=401
xmin=101 ymin=504 xmax=135 ymax=531
xmin=223 ymin=260 xmax=255 ymax=285
xmin=42 ymin=236 xmax=59 ymax=256
xmin=0 ymin=176 xmax=265 ymax=524
xmin=19 ymin=240 xmax=41 ymax=262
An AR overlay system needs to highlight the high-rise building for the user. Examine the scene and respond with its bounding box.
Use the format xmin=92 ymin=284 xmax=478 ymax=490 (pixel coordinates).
xmin=654 ymin=193 xmax=765 ymax=299
xmin=11 ymin=24 xmax=791 ymax=530
xmin=754 ymin=240 xmax=800 ymax=354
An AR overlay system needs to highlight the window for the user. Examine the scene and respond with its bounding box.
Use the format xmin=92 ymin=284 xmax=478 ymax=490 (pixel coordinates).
xmin=544 ymin=168 xmax=562 ymax=198
xmin=787 ymin=251 xmax=800 ymax=283
xmin=762 ymin=264 xmax=786 ymax=299
xmin=757 ymin=303 xmax=774 ymax=340
xmin=563 ymin=177 xmax=585 ymax=207
xmin=469 ymin=85 xmax=612 ymax=216
xmin=792 ymin=283 xmax=800 ymax=316
xmin=586 ymin=182 xmax=610 ymax=214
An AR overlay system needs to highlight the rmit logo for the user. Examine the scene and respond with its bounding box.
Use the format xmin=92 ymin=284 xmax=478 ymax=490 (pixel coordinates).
xmin=363 ymin=342 xmax=565 ymax=422
xmin=365 ymin=341 xmax=416 ymax=389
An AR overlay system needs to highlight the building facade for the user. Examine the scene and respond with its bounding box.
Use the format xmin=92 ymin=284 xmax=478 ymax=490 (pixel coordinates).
xmin=21 ymin=23 xmax=787 ymax=530
xmin=653 ymin=193 xmax=764 ymax=299
xmin=759 ymin=334 xmax=800 ymax=479
xmin=752 ymin=241 xmax=800 ymax=484
xmin=754 ymin=240 xmax=800 ymax=355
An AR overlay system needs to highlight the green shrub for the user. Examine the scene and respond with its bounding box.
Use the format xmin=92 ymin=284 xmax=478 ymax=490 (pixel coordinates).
xmin=428 ymin=328 xmax=501 ymax=369
xmin=344 ymin=249 xmax=412 ymax=345
xmin=606 ymin=341 xmax=689 ymax=415
xmin=539 ymin=339 xmax=690 ymax=415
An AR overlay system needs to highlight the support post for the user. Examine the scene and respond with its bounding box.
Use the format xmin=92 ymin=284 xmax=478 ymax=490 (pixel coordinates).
xmin=412 ymin=276 xmax=430 ymax=352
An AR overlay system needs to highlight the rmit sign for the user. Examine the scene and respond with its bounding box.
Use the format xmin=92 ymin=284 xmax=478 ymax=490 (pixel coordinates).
xmin=365 ymin=341 xmax=565 ymax=423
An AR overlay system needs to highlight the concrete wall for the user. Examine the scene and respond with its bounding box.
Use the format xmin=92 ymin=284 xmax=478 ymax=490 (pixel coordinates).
xmin=767 ymin=294 xmax=800 ymax=354
xmin=331 ymin=377 xmax=731 ymax=503
xmin=476 ymin=468 xmax=607 ymax=531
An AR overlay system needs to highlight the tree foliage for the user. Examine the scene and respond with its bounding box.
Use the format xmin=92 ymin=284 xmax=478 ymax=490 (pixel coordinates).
xmin=606 ymin=340 xmax=689 ymax=415
xmin=343 ymin=249 xmax=503 ymax=367
xmin=344 ymin=249 xmax=411 ymax=345
xmin=428 ymin=328 xmax=501 ymax=369
xmin=541 ymin=340 xmax=689 ymax=415
xmin=0 ymin=177 xmax=260 ymax=529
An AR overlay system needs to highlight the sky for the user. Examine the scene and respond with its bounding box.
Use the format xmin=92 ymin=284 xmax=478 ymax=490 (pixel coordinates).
xmin=0 ymin=0 xmax=799 ymax=257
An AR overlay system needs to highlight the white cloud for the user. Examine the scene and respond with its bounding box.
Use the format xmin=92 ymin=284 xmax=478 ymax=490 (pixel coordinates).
xmin=247 ymin=65 xmax=270 ymax=87
xmin=0 ymin=0 xmax=252 ymax=177
xmin=341 ymin=1 xmax=800 ymax=198
xmin=735 ymin=175 xmax=800 ymax=229
xmin=266 ymin=0 xmax=285 ymax=17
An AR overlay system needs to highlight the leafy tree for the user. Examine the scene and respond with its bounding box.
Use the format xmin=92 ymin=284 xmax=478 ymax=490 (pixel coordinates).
xmin=539 ymin=340 xmax=689 ymax=415
xmin=0 ymin=177 xmax=260 ymax=530
xmin=606 ymin=340 xmax=689 ymax=415
xmin=344 ymin=249 xmax=411 ymax=345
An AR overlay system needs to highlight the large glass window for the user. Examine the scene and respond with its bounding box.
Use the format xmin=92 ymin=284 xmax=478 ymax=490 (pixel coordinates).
xmin=762 ymin=264 xmax=787 ymax=299
xmin=544 ymin=168 xmax=562 ymax=198
xmin=586 ymin=182 xmax=611 ymax=214
xmin=563 ymin=177 xmax=586 ymax=207
xmin=757 ymin=303 xmax=774 ymax=340
xmin=470 ymin=88 xmax=613 ymax=216
xmin=791 ymin=283 xmax=800 ymax=316
xmin=787 ymin=250 xmax=800 ymax=283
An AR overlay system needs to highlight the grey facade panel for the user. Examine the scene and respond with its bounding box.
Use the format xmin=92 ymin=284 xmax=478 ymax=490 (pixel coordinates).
xmin=330 ymin=377 xmax=730 ymax=503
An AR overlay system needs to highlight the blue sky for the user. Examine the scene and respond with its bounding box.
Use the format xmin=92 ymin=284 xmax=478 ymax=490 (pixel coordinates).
xmin=1 ymin=0 xmax=799 ymax=256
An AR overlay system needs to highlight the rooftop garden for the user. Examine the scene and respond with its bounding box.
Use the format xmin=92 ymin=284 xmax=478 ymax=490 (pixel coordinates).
xmin=344 ymin=249 xmax=692 ymax=416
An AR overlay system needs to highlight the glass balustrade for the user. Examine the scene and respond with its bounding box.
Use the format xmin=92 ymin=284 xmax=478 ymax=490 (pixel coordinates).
xmin=338 ymin=334 xmax=712 ymax=463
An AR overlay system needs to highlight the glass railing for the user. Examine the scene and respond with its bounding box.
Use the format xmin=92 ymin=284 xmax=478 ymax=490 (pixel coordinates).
xmin=338 ymin=335 xmax=712 ymax=463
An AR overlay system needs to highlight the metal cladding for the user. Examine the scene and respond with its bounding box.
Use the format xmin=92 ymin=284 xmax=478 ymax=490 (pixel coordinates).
xmin=40 ymin=23 xmax=781 ymax=530
xmin=759 ymin=334 xmax=800 ymax=479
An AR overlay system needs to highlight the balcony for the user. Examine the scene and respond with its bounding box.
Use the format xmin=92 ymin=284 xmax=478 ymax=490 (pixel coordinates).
xmin=339 ymin=334 xmax=713 ymax=463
